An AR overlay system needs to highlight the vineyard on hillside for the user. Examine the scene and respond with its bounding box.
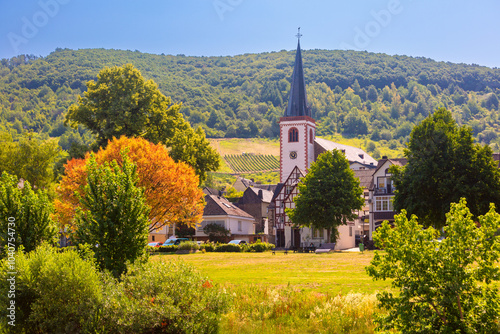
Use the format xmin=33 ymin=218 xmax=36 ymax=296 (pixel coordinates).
xmin=224 ymin=154 xmax=280 ymax=173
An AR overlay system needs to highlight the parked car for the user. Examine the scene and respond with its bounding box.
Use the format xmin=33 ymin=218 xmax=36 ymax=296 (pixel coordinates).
xmin=228 ymin=240 xmax=247 ymax=245
xmin=148 ymin=242 xmax=163 ymax=247
xmin=162 ymin=238 xmax=189 ymax=246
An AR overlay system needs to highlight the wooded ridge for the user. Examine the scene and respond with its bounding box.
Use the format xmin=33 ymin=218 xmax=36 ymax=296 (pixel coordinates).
xmin=2 ymin=48 xmax=500 ymax=155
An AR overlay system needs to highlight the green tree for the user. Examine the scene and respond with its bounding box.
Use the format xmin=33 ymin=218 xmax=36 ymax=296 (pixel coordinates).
xmin=65 ymin=64 xmax=219 ymax=182
xmin=366 ymin=198 xmax=500 ymax=332
xmin=287 ymin=150 xmax=364 ymax=243
xmin=391 ymin=107 xmax=500 ymax=228
xmin=0 ymin=132 xmax=62 ymax=190
xmin=75 ymin=155 xmax=150 ymax=277
xmin=0 ymin=172 xmax=58 ymax=254
xmin=203 ymin=223 xmax=230 ymax=243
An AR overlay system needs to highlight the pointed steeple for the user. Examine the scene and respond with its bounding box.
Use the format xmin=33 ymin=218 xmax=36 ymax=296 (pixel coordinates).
xmin=285 ymin=28 xmax=310 ymax=118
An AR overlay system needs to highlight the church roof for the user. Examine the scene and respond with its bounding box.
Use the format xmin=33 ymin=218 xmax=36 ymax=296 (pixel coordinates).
xmin=284 ymin=38 xmax=310 ymax=118
xmin=314 ymin=137 xmax=377 ymax=165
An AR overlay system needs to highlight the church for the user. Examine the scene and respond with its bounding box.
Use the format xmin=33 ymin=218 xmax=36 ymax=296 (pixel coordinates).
xmin=269 ymin=31 xmax=376 ymax=250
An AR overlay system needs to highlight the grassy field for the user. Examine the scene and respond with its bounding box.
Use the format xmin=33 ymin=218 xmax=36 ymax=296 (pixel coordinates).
xmin=152 ymin=251 xmax=390 ymax=294
xmin=152 ymin=251 xmax=387 ymax=333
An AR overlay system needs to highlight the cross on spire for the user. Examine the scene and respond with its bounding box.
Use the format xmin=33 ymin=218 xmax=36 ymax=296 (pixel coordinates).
xmin=296 ymin=27 xmax=302 ymax=41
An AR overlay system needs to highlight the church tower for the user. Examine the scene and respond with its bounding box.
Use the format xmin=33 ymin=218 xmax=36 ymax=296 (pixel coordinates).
xmin=280 ymin=29 xmax=316 ymax=182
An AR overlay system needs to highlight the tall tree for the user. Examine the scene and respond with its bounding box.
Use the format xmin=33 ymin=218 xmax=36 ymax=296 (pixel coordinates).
xmin=55 ymin=136 xmax=204 ymax=232
xmin=65 ymin=64 xmax=219 ymax=182
xmin=391 ymin=107 xmax=500 ymax=228
xmin=367 ymin=199 xmax=500 ymax=332
xmin=287 ymin=150 xmax=364 ymax=243
xmin=0 ymin=172 xmax=57 ymax=254
xmin=0 ymin=132 xmax=62 ymax=190
xmin=75 ymin=155 xmax=150 ymax=277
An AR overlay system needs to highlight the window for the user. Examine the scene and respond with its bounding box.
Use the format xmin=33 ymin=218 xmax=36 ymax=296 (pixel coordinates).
xmin=289 ymin=127 xmax=299 ymax=142
xmin=378 ymin=177 xmax=386 ymax=189
xmin=238 ymin=221 xmax=242 ymax=231
xmin=199 ymin=220 xmax=225 ymax=231
xmin=152 ymin=236 xmax=155 ymax=241
xmin=309 ymin=129 xmax=313 ymax=143
xmin=375 ymin=196 xmax=394 ymax=211
xmin=349 ymin=226 xmax=352 ymax=237
xmin=312 ymin=228 xmax=324 ymax=238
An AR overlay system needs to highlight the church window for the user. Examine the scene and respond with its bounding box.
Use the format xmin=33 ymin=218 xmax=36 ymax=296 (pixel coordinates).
xmin=309 ymin=129 xmax=313 ymax=143
xmin=289 ymin=128 xmax=299 ymax=142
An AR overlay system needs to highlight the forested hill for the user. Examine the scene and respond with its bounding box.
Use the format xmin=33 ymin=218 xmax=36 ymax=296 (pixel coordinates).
xmin=2 ymin=48 xmax=500 ymax=156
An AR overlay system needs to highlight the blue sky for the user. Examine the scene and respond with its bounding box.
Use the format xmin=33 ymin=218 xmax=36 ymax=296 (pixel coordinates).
xmin=1 ymin=0 xmax=499 ymax=67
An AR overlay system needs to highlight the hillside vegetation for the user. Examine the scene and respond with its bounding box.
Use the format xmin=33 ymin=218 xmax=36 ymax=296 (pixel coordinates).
xmin=2 ymin=48 xmax=500 ymax=158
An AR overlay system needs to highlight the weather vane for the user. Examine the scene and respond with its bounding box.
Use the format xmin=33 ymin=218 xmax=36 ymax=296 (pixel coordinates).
xmin=296 ymin=27 xmax=302 ymax=41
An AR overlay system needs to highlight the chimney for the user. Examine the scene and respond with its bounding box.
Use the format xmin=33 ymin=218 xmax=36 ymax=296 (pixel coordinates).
xmin=258 ymin=190 xmax=263 ymax=199
xmin=382 ymin=156 xmax=388 ymax=159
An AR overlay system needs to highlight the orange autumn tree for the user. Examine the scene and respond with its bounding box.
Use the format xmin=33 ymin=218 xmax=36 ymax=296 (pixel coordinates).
xmin=55 ymin=136 xmax=204 ymax=232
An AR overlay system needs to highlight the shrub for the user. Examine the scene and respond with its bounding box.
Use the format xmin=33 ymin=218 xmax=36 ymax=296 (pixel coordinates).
xmin=203 ymin=223 xmax=230 ymax=243
xmin=157 ymin=245 xmax=178 ymax=253
xmin=177 ymin=241 xmax=199 ymax=251
xmin=0 ymin=244 xmax=231 ymax=333
xmin=200 ymin=242 xmax=216 ymax=252
xmin=0 ymin=244 xmax=103 ymax=333
xmin=101 ymin=260 xmax=231 ymax=333
xmin=367 ymin=198 xmax=500 ymax=332
xmin=249 ymin=242 xmax=274 ymax=252
xmin=215 ymin=243 xmax=242 ymax=252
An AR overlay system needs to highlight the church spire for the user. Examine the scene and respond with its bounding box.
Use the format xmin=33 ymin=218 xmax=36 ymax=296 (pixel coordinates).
xmin=285 ymin=28 xmax=310 ymax=118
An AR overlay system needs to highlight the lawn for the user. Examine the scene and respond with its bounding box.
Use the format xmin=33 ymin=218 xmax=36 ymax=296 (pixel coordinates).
xmin=152 ymin=251 xmax=390 ymax=295
xmin=153 ymin=251 xmax=388 ymax=333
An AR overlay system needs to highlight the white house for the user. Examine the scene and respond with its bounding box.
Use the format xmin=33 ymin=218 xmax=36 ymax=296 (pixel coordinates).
xmin=197 ymin=194 xmax=256 ymax=242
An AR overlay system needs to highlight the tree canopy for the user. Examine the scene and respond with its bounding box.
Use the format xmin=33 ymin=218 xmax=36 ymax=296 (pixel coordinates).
xmin=287 ymin=150 xmax=364 ymax=242
xmin=65 ymin=64 xmax=219 ymax=182
xmin=0 ymin=172 xmax=58 ymax=254
xmin=55 ymin=136 xmax=204 ymax=232
xmin=75 ymin=155 xmax=150 ymax=277
xmin=2 ymin=48 xmax=500 ymax=162
xmin=367 ymin=198 xmax=500 ymax=332
xmin=391 ymin=107 xmax=500 ymax=228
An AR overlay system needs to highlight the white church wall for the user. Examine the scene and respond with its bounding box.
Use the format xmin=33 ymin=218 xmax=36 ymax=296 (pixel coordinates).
xmin=336 ymin=224 xmax=356 ymax=250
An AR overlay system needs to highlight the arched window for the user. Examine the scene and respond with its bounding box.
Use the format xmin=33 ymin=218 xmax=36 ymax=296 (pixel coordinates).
xmin=309 ymin=129 xmax=314 ymax=143
xmin=289 ymin=127 xmax=299 ymax=142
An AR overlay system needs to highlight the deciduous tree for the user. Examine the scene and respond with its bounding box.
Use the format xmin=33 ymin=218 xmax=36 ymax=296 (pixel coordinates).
xmin=287 ymin=150 xmax=364 ymax=243
xmin=65 ymin=64 xmax=220 ymax=182
xmin=0 ymin=172 xmax=57 ymax=254
xmin=55 ymin=136 xmax=204 ymax=233
xmin=75 ymin=155 xmax=150 ymax=277
xmin=0 ymin=132 xmax=62 ymax=190
xmin=391 ymin=107 xmax=500 ymax=228
xmin=366 ymin=198 xmax=500 ymax=332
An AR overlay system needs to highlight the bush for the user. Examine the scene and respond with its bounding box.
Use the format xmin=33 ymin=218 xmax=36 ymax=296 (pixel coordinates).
xmin=158 ymin=245 xmax=178 ymax=253
xmin=148 ymin=245 xmax=179 ymax=254
xmin=101 ymin=260 xmax=230 ymax=333
xmin=0 ymin=244 xmax=231 ymax=333
xmin=0 ymin=244 xmax=103 ymax=333
xmin=215 ymin=243 xmax=242 ymax=252
xmin=200 ymin=242 xmax=216 ymax=252
xmin=248 ymin=242 xmax=274 ymax=252
xmin=177 ymin=241 xmax=200 ymax=251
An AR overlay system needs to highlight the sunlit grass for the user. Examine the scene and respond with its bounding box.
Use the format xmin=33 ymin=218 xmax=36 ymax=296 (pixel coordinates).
xmin=152 ymin=251 xmax=387 ymax=333
xmin=152 ymin=251 xmax=389 ymax=294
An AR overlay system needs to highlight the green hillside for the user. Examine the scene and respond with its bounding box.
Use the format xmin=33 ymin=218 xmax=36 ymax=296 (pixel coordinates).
xmin=2 ymin=48 xmax=500 ymax=157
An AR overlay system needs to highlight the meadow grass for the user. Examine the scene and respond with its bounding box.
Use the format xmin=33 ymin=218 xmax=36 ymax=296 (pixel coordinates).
xmin=153 ymin=251 xmax=389 ymax=333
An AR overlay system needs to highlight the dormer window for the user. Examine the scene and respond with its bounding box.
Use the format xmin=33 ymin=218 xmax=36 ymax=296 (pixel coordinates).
xmin=289 ymin=128 xmax=299 ymax=142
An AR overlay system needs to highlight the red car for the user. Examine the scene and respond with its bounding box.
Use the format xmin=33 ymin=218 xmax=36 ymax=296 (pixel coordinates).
xmin=148 ymin=242 xmax=163 ymax=247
